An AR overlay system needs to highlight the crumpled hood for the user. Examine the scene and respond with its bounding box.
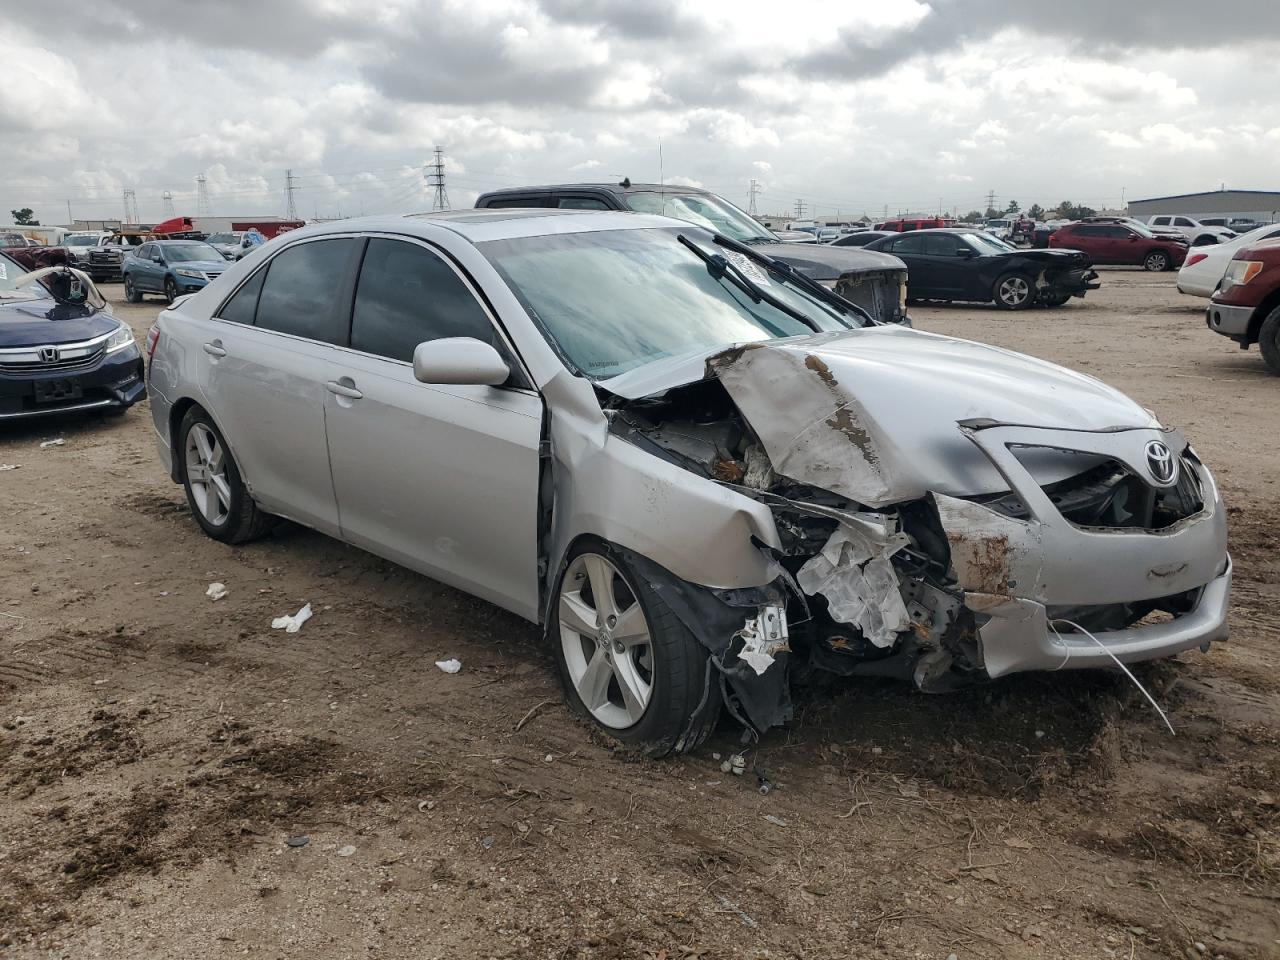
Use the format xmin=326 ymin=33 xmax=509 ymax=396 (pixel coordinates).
xmin=606 ymin=325 xmax=1157 ymax=504
xmin=764 ymin=241 xmax=906 ymax=280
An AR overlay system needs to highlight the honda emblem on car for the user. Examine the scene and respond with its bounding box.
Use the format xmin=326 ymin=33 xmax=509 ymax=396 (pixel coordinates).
xmin=1145 ymin=440 xmax=1178 ymax=485
xmin=38 ymin=346 xmax=59 ymax=363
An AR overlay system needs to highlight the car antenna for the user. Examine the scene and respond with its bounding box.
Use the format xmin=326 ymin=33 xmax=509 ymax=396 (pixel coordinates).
xmin=618 ymin=176 xmax=631 ymax=188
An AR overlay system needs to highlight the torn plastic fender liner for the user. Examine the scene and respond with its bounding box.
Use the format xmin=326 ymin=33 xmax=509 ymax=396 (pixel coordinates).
xmin=796 ymin=520 xmax=912 ymax=647
xmin=619 ymin=547 xmax=794 ymax=733
xmin=932 ymin=493 xmax=1045 ymax=600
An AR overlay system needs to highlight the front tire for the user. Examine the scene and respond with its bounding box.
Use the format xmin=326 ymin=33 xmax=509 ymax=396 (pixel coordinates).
xmin=551 ymin=542 xmax=720 ymax=757
xmin=178 ymin=407 xmax=273 ymax=544
xmin=1144 ymin=250 xmax=1171 ymax=272
xmin=1258 ymin=306 xmax=1280 ymax=376
xmin=123 ymin=275 xmax=142 ymax=303
xmin=164 ymin=278 xmax=178 ymax=304
xmin=993 ymin=272 xmax=1034 ymax=310
xmin=1041 ymin=291 xmax=1072 ymax=308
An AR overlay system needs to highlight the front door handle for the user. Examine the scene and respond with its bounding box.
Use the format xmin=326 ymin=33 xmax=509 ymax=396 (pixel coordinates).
xmin=325 ymin=379 xmax=363 ymax=400
xmin=203 ymin=341 xmax=227 ymax=358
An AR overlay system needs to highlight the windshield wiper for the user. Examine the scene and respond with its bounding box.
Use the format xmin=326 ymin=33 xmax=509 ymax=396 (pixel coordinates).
xmin=709 ymin=232 xmax=879 ymax=327
xmin=677 ymin=234 xmax=821 ymax=332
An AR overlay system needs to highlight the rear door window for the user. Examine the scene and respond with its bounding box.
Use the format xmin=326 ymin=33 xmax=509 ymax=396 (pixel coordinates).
xmin=216 ymin=268 xmax=267 ymax=325
xmin=1173 ymin=217 xmax=1195 ymax=227
xmin=350 ymin=238 xmax=496 ymax=363
xmin=923 ymin=233 xmax=965 ymax=257
xmin=254 ymin=239 xmax=358 ymax=345
xmin=890 ymin=234 xmax=926 ymax=254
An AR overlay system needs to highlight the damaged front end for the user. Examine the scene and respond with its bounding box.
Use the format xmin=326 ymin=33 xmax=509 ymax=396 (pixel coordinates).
xmin=597 ymin=330 xmax=1230 ymax=732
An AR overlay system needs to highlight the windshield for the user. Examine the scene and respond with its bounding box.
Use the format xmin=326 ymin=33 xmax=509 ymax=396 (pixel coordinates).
xmin=480 ymin=226 xmax=855 ymax=379
xmin=65 ymin=235 xmax=98 ymax=246
xmin=0 ymin=252 xmax=45 ymax=299
xmin=623 ymin=192 xmax=776 ymax=243
xmin=1123 ymin=220 xmax=1156 ymax=238
xmin=964 ymin=232 xmax=1015 ymax=254
xmin=206 ymin=233 xmax=237 ymax=243
xmin=164 ymin=243 xmax=223 ymax=262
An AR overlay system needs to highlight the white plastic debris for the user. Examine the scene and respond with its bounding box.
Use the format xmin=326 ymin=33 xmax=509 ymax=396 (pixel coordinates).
xmin=271 ymin=603 xmax=312 ymax=633
xmin=206 ymin=582 xmax=228 ymax=601
xmin=435 ymin=658 xmax=462 ymax=674
xmin=735 ymin=605 xmax=789 ymax=676
xmin=797 ymin=521 xmax=911 ymax=647
xmin=0 ymin=464 xmax=19 ymax=471
xmin=39 ymin=438 xmax=65 ymax=449
xmin=336 ymin=845 xmax=356 ymax=857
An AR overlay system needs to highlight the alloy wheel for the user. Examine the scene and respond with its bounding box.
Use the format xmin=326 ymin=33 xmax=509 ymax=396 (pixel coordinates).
xmin=1146 ymin=252 xmax=1168 ymax=272
xmin=998 ymin=276 xmax=1030 ymax=307
xmin=558 ymin=553 xmax=655 ymax=729
xmin=185 ymin=423 xmax=232 ymax=526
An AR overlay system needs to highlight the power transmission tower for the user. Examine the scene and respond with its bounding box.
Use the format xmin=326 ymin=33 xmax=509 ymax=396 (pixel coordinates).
xmin=122 ymin=188 xmax=139 ymax=224
xmin=427 ymin=147 xmax=450 ymax=211
xmin=162 ymin=191 xmax=175 ymax=218
xmin=65 ymin=200 xmax=73 ymax=225
xmin=748 ymin=179 xmax=761 ymax=216
xmin=986 ymin=189 xmax=995 ymax=215
xmin=284 ymin=169 xmax=298 ymax=220
xmin=794 ymin=198 xmax=806 ymax=220
xmin=195 ymin=174 xmax=211 ymax=216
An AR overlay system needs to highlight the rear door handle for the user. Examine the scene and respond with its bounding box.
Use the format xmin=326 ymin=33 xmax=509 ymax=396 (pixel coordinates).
xmin=203 ymin=341 xmax=227 ymax=358
xmin=325 ymin=379 xmax=363 ymax=400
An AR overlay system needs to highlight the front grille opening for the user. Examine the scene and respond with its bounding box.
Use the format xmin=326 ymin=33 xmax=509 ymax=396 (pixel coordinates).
xmin=1048 ymin=586 xmax=1200 ymax=634
xmin=982 ymin=448 xmax=1203 ymax=531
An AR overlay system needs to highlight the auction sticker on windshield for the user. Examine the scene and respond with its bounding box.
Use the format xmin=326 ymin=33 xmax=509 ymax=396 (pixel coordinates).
xmin=725 ymin=250 xmax=770 ymax=285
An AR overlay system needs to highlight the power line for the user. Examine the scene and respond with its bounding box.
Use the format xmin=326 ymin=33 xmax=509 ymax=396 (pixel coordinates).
xmin=427 ymin=147 xmax=450 ymax=212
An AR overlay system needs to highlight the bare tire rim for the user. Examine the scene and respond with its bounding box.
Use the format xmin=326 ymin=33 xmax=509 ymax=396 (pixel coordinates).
xmin=558 ymin=553 xmax=654 ymax=729
xmin=999 ymin=276 xmax=1030 ymax=306
xmin=1147 ymin=253 xmax=1167 ymax=271
xmin=185 ymin=423 xmax=232 ymax=526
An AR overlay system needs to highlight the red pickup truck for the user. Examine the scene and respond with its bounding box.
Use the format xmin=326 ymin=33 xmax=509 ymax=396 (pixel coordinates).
xmin=1205 ymin=237 xmax=1280 ymax=374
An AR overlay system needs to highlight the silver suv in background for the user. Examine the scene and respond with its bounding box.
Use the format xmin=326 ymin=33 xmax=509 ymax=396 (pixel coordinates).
xmin=146 ymin=210 xmax=1230 ymax=756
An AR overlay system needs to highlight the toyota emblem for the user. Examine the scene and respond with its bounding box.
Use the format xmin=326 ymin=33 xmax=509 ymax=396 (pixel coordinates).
xmin=1145 ymin=440 xmax=1177 ymax=485
xmin=38 ymin=346 xmax=59 ymax=363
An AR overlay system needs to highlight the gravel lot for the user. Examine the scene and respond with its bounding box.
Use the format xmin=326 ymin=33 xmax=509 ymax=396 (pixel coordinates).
xmin=1 ymin=269 xmax=1278 ymax=959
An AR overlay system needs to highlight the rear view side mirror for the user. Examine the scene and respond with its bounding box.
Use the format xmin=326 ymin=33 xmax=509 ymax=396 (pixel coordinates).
xmin=413 ymin=337 xmax=510 ymax=387
xmin=957 ymin=247 xmax=975 ymax=258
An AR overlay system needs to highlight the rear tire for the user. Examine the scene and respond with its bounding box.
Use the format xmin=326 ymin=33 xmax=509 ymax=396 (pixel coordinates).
xmin=550 ymin=540 xmax=721 ymax=757
xmin=123 ymin=275 xmax=142 ymax=303
xmin=1144 ymin=250 xmax=1171 ymax=272
xmin=1259 ymin=306 xmax=1280 ymax=376
xmin=178 ymin=407 xmax=274 ymax=544
xmin=993 ymin=272 xmax=1034 ymax=310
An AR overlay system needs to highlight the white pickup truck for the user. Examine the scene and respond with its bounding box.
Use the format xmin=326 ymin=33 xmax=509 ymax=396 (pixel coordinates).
xmin=1146 ymin=215 xmax=1236 ymax=247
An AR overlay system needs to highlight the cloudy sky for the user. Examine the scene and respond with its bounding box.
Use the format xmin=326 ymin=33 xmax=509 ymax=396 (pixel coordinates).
xmin=3 ymin=0 xmax=1279 ymax=226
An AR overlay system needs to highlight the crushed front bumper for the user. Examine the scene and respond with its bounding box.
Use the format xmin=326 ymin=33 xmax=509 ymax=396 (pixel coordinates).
xmin=932 ymin=422 xmax=1229 ymax=679
xmin=1046 ymin=267 xmax=1100 ymax=299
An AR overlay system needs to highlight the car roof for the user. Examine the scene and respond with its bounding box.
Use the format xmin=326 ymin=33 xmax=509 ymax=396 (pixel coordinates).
xmin=276 ymin=209 xmax=692 ymax=245
xmin=477 ymin=181 xmax=710 ymax=198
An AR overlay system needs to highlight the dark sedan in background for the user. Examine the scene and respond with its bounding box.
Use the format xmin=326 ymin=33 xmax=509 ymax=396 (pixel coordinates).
xmin=0 ymin=252 xmax=145 ymax=421
xmin=864 ymin=228 xmax=1099 ymax=309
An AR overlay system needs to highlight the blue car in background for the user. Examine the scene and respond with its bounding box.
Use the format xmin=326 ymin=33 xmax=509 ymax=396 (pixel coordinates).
xmin=122 ymin=239 xmax=230 ymax=304
xmin=0 ymin=252 xmax=145 ymax=421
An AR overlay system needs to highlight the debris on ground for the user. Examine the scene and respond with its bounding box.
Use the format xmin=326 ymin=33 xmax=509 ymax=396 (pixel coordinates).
xmin=206 ymin=582 xmax=228 ymax=601
xmin=336 ymin=845 xmax=356 ymax=857
xmin=435 ymin=658 xmax=462 ymax=674
xmin=271 ymin=603 xmax=312 ymax=633
xmin=763 ymin=814 xmax=788 ymax=827
xmin=0 ymin=463 xmax=19 ymax=471
xmin=285 ymin=836 xmax=309 ymax=848
xmin=39 ymin=438 xmax=65 ymax=449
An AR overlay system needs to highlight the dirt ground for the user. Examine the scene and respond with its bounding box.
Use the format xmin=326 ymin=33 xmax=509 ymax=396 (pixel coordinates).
xmin=1 ymin=269 xmax=1278 ymax=960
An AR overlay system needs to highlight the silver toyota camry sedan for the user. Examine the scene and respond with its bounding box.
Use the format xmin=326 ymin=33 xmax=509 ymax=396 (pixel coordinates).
xmin=147 ymin=210 xmax=1230 ymax=755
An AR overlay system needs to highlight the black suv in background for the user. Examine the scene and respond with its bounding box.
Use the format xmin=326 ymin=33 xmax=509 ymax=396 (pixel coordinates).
xmin=475 ymin=181 xmax=908 ymax=325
